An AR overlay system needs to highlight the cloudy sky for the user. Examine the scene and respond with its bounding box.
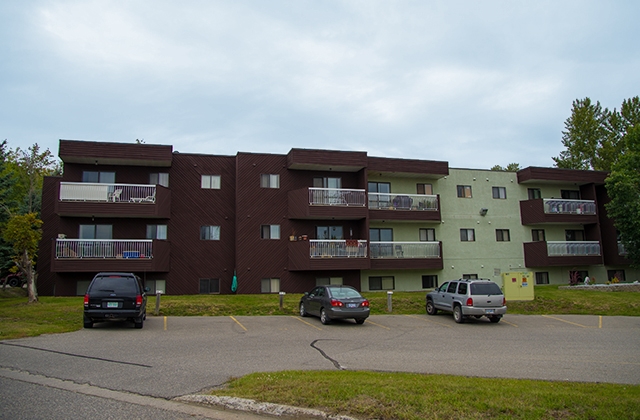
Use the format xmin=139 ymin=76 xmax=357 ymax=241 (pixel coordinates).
xmin=2 ymin=1 xmax=639 ymax=169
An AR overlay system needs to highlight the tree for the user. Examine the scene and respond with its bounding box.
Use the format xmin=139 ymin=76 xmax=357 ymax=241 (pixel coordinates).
xmin=0 ymin=140 xmax=18 ymax=278
xmin=3 ymin=213 xmax=42 ymax=302
xmin=605 ymin=125 xmax=640 ymax=267
xmin=6 ymin=143 xmax=56 ymax=215
xmin=491 ymin=163 xmax=521 ymax=172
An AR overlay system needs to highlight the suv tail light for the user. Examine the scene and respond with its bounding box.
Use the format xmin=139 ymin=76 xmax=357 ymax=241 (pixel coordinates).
xmin=84 ymin=294 xmax=89 ymax=308
xmin=330 ymin=299 xmax=344 ymax=307
xmin=503 ymin=297 xmax=506 ymax=306
xmin=466 ymin=297 xmax=474 ymax=306
xmin=135 ymin=294 xmax=143 ymax=308
xmin=361 ymin=300 xmax=370 ymax=307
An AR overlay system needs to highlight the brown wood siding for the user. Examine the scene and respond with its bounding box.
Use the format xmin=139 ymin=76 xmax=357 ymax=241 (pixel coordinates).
xmin=519 ymin=199 xmax=599 ymax=225
xmin=517 ymin=167 xmax=607 ymax=185
xmin=523 ymin=241 xmax=603 ymax=267
xmin=287 ymin=149 xmax=367 ymax=171
xmin=59 ymin=140 xmax=173 ymax=167
xmin=37 ymin=176 xmax=61 ymax=295
xmin=367 ymin=157 xmax=449 ymax=177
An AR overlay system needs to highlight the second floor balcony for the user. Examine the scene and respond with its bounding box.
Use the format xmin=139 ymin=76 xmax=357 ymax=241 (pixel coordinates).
xmin=520 ymin=198 xmax=598 ymax=225
xmin=523 ymin=240 xmax=602 ymax=267
xmin=56 ymin=182 xmax=170 ymax=218
xmin=288 ymin=187 xmax=368 ymax=220
xmin=369 ymin=193 xmax=441 ymax=222
xmin=288 ymin=239 xmax=370 ymax=271
xmin=370 ymin=241 xmax=443 ymax=270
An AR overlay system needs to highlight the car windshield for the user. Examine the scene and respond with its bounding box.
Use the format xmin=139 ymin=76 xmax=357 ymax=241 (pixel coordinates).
xmin=470 ymin=283 xmax=502 ymax=295
xmin=91 ymin=277 xmax=137 ymax=294
xmin=328 ymin=287 xmax=362 ymax=299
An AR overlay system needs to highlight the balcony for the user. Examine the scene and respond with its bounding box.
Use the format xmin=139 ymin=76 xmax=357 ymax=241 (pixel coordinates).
xmin=288 ymin=239 xmax=370 ymax=271
xmin=520 ymin=198 xmax=598 ymax=225
xmin=369 ymin=193 xmax=441 ymax=222
xmin=56 ymin=182 xmax=170 ymax=218
xmin=619 ymin=242 xmax=627 ymax=256
xmin=51 ymin=239 xmax=170 ymax=272
xmin=370 ymin=241 xmax=443 ymax=270
xmin=523 ymin=241 xmax=602 ymax=267
xmin=288 ymin=188 xmax=368 ymax=220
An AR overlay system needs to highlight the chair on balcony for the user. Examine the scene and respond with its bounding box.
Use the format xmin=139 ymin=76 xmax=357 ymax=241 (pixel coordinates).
xmin=131 ymin=190 xmax=156 ymax=203
xmin=395 ymin=244 xmax=404 ymax=257
xmin=109 ymin=189 xmax=122 ymax=202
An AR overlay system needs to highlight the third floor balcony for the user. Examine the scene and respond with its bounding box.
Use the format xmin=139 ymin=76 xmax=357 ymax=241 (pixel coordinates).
xmin=369 ymin=193 xmax=441 ymax=222
xmin=288 ymin=187 xmax=368 ymax=220
xmin=55 ymin=182 xmax=171 ymax=219
xmin=520 ymin=198 xmax=598 ymax=225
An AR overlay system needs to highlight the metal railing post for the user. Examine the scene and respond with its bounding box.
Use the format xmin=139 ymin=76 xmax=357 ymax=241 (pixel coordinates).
xmin=279 ymin=291 xmax=286 ymax=310
xmin=155 ymin=291 xmax=162 ymax=316
xmin=387 ymin=291 xmax=393 ymax=312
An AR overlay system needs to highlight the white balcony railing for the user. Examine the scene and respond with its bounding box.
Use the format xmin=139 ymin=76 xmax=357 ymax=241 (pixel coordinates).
xmin=543 ymin=199 xmax=596 ymax=215
xmin=59 ymin=182 xmax=156 ymax=203
xmin=618 ymin=242 xmax=627 ymax=256
xmin=370 ymin=241 xmax=440 ymax=259
xmin=55 ymin=239 xmax=153 ymax=259
xmin=547 ymin=241 xmax=601 ymax=257
xmin=368 ymin=193 xmax=438 ymax=211
xmin=308 ymin=188 xmax=366 ymax=207
xmin=309 ymin=239 xmax=367 ymax=258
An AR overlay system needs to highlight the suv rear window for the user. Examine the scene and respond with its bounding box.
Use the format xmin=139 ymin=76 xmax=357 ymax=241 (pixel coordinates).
xmin=89 ymin=276 xmax=138 ymax=294
xmin=470 ymin=283 xmax=502 ymax=295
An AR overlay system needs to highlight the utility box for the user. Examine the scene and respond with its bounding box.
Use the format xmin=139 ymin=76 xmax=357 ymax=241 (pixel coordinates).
xmin=502 ymin=272 xmax=534 ymax=301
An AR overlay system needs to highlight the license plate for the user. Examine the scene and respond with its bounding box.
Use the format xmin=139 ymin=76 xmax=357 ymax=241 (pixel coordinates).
xmin=486 ymin=309 xmax=495 ymax=314
xmin=347 ymin=303 xmax=357 ymax=308
xmin=107 ymin=302 xmax=119 ymax=308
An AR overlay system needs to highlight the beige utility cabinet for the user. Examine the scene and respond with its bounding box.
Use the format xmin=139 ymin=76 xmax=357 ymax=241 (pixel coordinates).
xmin=502 ymin=272 xmax=535 ymax=301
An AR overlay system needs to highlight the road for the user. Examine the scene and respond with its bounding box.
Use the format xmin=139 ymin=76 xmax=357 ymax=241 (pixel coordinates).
xmin=1 ymin=313 xmax=639 ymax=419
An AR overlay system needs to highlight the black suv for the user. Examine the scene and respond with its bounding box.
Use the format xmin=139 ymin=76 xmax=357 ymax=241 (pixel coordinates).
xmin=83 ymin=272 xmax=148 ymax=329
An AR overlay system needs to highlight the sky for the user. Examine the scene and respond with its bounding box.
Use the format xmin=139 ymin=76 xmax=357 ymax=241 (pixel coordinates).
xmin=1 ymin=1 xmax=639 ymax=170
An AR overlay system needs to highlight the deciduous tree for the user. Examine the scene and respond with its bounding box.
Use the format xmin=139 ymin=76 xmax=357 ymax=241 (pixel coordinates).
xmin=3 ymin=213 xmax=42 ymax=302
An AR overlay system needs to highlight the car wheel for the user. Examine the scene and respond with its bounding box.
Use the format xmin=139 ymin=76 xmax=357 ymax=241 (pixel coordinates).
xmin=426 ymin=300 xmax=437 ymax=315
xmin=8 ymin=277 xmax=20 ymax=287
xmin=83 ymin=315 xmax=93 ymax=329
xmin=134 ymin=317 xmax=144 ymax=329
xmin=320 ymin=308 xmax=331 ymax=325
xmin=453 ymin=305 xmax=464 ymax=323
xmin=489 ymin=316 xmax=501 ymax=323
xmin=355 ymin=318 xmax=365 ymax=325
xmin=299 ymin=302 xmax=308 ymax=317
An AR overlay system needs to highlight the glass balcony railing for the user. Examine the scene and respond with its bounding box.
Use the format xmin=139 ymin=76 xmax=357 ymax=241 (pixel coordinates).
xmin=309 ymin=239 xmax=368 ymax=258
xmin=370 ymin=241 xmax=440 ymax=259
xmin=543 ymin=199 xmax=596 ymax=215
xmin=368 ymin=193 xmax=438 ymax=211
xmin=59 ymin=182 xmax=156 ymax=203
xmin=55 ymin=239 xmax=153 ymax=259
xmin=308 ymin=188 xmax=366 ymax=207
xmin=547 ymin=241 xmax=601 ymax=256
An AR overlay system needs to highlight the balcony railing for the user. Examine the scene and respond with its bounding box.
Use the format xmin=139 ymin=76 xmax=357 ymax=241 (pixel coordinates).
xmin=370 ymin=241 xmax=440 ymax=259
xmin=618 ymin=242 xmax=627 ymax=256
xmin=59 ymin=182 xmax=156 ymax=203
xmin=309 ymin=239 xmax=368 ymax=258
xmin=368 ymin=193 xmax=438 ymax=211
xmin=308 ymin=188 xmax=366 ymax=207
xmin=547 ymin=241 xmax=601 ymax=257
xmin=543 ymin=199 xmax=596 ymax=215
xmin=55 ymin=239 xmax=153 ymax=259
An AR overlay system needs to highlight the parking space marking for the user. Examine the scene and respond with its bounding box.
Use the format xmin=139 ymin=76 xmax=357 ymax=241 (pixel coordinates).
xmin=365 ymin=319 xmax=390 ymax=330
xmin=501 ymin=319 xmax=518 ymax=327
xmin=405 ymin=314 xmax=452 ymax=328
xmin=163 ymin=316 xmax=167 ymax=331
xmin=542 ymin=315 xmax=600 ymax=328
xmin=292 ymin=316 xmax=323 ymax=331
xmin=229 ymin=316 xmax=248 ymax=331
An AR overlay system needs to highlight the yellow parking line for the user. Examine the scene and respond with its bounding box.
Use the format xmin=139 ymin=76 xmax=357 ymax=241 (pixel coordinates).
xmin=366 ymin=320 xmax=390 ymax=330
xmin=292 ymin=316 xmax=323 ymax=331
xmin=542 ymin=315 xmax=596 ymax=328
xmin=405 ymin=314 xmax=451 ymax=328
xmin=229 ymin=316 xmax=247 ymax=331
xmin=501 ymin=319 xmax=518 ymax=327
xmin=599 ymin=315 xmax=602 ymax=329
xmin=164 ymin=316 xmax=167 ymax=331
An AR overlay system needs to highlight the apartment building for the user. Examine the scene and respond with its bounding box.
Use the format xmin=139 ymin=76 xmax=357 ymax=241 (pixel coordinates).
xmin=37 ymin=140 xmax=636 ymax=296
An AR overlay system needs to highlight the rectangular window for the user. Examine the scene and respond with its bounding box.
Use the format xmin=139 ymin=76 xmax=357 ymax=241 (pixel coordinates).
xmin=369 ymin=276 xmax=395 ymax=291
xmin=535 ymin=272 xmax=549 ymax=285
xmin=496 ymin=229 xmax=510 ymax=242
xmin=457 ymin=185 xmax=472 ymax=198
xmin=422 ymin=275 xmax=438 ymax=289
xmin=368 ymin=181 xmax=391 ymax=193
xmin=370 ymin=228 xmax=393 ymax=242
xmin=569 ymin=270 xmax=589 ymax=284
xmin=531 ymin=229 xmax=545 ymax=242
xmin=199 ymin=278 xmax=220 ymax=294
xmin=528 ymin=188 xmax=542 ymax=199
xmin=368 ymin=181 xmax=391 ymax=208
xmin=146 ymin=225 xmax=167 ymax=240
xmin=462 ymin=274 xmax=478 ymax=280
xmin=200 ymin=226 xmax=220 ymax=240
xmin=561 ymin=190 xmax=580 ymax=200
xmin=607 ymin=270 xmax=625 ymax=283
xmin=150 ymin=173 xmax=169 ymax=187
xmin=79 ymin=224 xmax=112 ymax=239
xmin=314 ymin=177 xmax=341 ymax=188
xmin=417 ymin=183 xmax=433 ymax=195
xmin=261 ymin=278 xmax=280 ymax=293
xmin=82 ymin=171 xmax=115 ymax=184
xmin=419 ymin=228 xmax=436 ymax=241
xmin=565 ymin=230 xmax=585 ymax=241
xmin=460 ymin=229 xmax=475 ymax=242
xmin=492 ymin=186 xmax=507 ymax=199
xmin=201 ymin=175 xmax=221 ymax=189
xmin=261 ymin=225 xmax=280 ymax=239
xmin=145 ymin=279 xmax=166 ymax=294
xmin=260 ymin=174 xmax=280 ymax=188
xmin=316 ymin=277 xmax=343 ymax=286
xmin=316 ymin=226 xmax=344 ymax=240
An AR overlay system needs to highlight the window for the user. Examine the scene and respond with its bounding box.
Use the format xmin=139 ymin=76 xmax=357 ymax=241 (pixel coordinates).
xmin=561 ymin=190 xmax=580 ymax=200
xmin=260 ymin=174 xmax=280 ymax=188
xmin=368 ymin=182 xmax=391 ymax=208
xmin=316 ymin=226 xmax=343 ymax=240
xmin=146 ymin=225 xmax=167 ymax=240
xmin=565 ymin=230 xmax=585 ymax=241
xmin=607 ymin=270 xmax=625 ymax=283
xmin=419 ymin=228 xmax=436 ymax=241
xmin=76 ymin=281 xmax=90 ymax=296
xmin=496 ymin=229 xmax=510 ymax=242
xmin=261 ymin=278 xmax=280 ymax=293
xmin=447 ymin=282 xmax=458 ymax=292
xmin=261 ymin=225 xmax=280 ymax=239
xmin=369 ymin=276 xmax=395 ymax=291
xmin=457 ymin=282 xmax=468 ymax=294
xmin=201 ymin=175 xmax=221 ymax=189
xmin=200 ymin=278 xmax=220 ymax=294
xmin=417 ymin=183 xmax=433 ymax=195
xmin=457 ymin=185 xmax=472 ymax=198
xmin=462 ymin=274 xmax=478 ymax=279
xmin=79 ymin=224 xmax=112 ymax=239
xmin=528 ymin=188 xmax=541 ymax=199
xmin=368 ymin=182 xmax=390 ymax=193
xmin=569 ymin=270 xmax=588 ymax=284
xmin=535 ymin=272 xmax=549 ymax=285
xmin=200 ymin=226 xmax=220 ymax=240
xmin=422 ymin=275 xmax=438 ymax=289
xmin=532 ymin=229 xmax=545 ymax=242
xmin=370 ymin=228 xmax=393 ymax=242
xmin=316 ymin=277 xmax=343 ymax=286
xmin=314 ymin=177 xmax=341 ymax=188
xmin=492 ymin=186 xmax=507 ymax=199
xmin=460 ymin=229 xmax=475 ymax=242
xmin=150 ymin=173 xmax=169 ymax=187
xmin=146 ymin=279 xmax=166 ymax=294
xmin=82 ymin=171 xmax=115 ymax=184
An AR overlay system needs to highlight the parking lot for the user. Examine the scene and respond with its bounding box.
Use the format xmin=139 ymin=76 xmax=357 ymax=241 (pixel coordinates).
xmin=1 ymin=313 xmax=639 ymax=402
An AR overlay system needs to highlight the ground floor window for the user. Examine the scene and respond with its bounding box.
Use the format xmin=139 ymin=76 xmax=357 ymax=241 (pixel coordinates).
xmin=369 ymin=276 xmax=394 ymax=290
xmin=261 ymin=278 xmax=280 ymax=293
xmin=316 ymin=277 xmax=343 ymax=286
xmin=146 ymin=279 xmax=166 ymax=294
xmin=200 ymin=278 xmax=220 ymax=294
xmin=535 ymin=272 xmax=549 ymax=285
xmin=76 ymin=280 xmax=90 ymax=296
xmin=569 ymin=270 xmax=588 ymax=285
xmin=422 ymin=275 xmax=438 ymax=289
xmin=462 ymin=274 xmax=478 ymax=279
xmin=607 ymin=270 xmax=625 ymax=283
